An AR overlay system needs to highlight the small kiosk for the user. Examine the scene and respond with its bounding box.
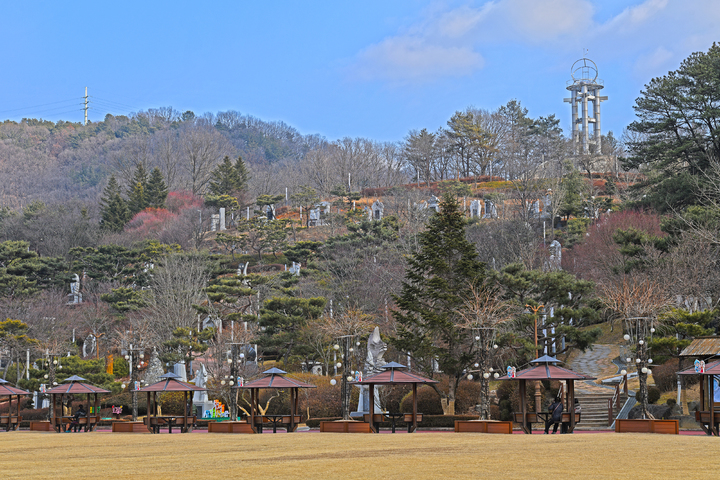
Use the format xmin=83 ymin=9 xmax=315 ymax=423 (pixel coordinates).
xmin=138 ymin=372 xmax=206 ymax=433
xmin=235 ymin=367 xmax=316 ymax=433
xmin=46 ymin=375 xmax=110 ymax=432
xmin=501 ymin=355 xmax=594 ymax=434
xmin=0 ymin=379 xmax=30 ymax=431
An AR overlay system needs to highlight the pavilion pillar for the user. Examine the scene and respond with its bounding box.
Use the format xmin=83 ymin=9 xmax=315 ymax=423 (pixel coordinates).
xmin=710 ymin=375 xmax=715 ymax=436
xmin=369 ymin=383 xmax=375 ymax=433
xmin=183 ymin=391 xmax=188 ymax=432
xmin=290 ymin=387 xmax=296 ymax=432
xmin=519 ymin=380 xmax=528 ymax=434
xmin=412 ymin=383 xmax=418 ymax=433
xmin=568 ymin=380 xmax=575 ymax=432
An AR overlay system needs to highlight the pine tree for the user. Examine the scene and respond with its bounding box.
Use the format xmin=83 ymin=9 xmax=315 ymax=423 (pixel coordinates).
xmin=233 ymin=155 xmax=249 ymax=191
xmin=145 ymin=167 xmax=168 ymax=209
xmin=126 ymin=165 xmax=150 ymax=216
xmin=208 ymin=155 xmax=249 ymax=196
xmin=127 ymin=182 xmax=147 ymax=216
xmin=391 ymin=194 xmax=488 ymax=414
xmin=208 ymin=156 xmax=242 ymax=196
xmin=100 ymin=175 xmax=131 ymax=232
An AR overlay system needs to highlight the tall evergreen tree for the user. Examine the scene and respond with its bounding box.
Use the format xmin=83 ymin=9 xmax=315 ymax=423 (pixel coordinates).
xmin=208 ymin=155 xmax=249 ymax=197
xmin=145 ymin=167 xmax=169 ymax=209
xmin=126 ymin=165 xmax=150 ymax=216
xmin=391 ymin=194 xmax=489 ymax=414
xmin=99 ymin=175 xmax=131 ymax=232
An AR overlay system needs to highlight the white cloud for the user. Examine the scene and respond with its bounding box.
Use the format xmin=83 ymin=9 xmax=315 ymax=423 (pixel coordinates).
xmin=632 ymin=46 xmax=674 ymax=77
xmin=354 ymin=36 xmax=484 ymax=82
xmin=497 ymin=0 xmax=594 ymax=41
xmin=348 ymin=0 xmax=720 ymax=84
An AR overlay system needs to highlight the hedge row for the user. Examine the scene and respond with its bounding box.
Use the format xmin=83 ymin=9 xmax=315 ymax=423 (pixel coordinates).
xmin=306 ymin=414 xmax=479 ymax=429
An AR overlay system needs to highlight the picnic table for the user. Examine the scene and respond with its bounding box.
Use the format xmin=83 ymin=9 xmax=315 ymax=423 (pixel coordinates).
xmin=57 ymin=415 xmax=101 ymax=432
xmin=253 ymin=414 xmax=302 ymax=433
xmin=144 ymin=415 xmax=197 ymax=433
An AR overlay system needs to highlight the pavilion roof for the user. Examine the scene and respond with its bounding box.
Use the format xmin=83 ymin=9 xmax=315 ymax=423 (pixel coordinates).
xmin=502 ymin=356 xmax=596 ymax=381
xmin=235 ymin=368 xmax=317 ymax=389
xmin=679 ymin=337 xmax=720 ymax=357
xmin=0 ymin=379 xmax=30 ymax=395
xmin=138 ymin=372 xmax=206 ymax=392
xmin=351 ymin=362 xmax=438 ymax=385
xmin=45 ymin=375 xmax=111 ymax=395
xmin=677 ymin=360 xmax=720 ymax=376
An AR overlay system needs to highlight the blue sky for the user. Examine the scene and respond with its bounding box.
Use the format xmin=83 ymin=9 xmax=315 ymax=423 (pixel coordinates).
xmin=1 ymin=0 xmax=718 ymax=143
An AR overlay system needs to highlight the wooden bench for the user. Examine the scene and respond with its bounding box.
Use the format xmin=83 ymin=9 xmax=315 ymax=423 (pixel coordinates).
xmin=404 ymin=413 xmax=423 ymax=432
xmin=208 ymin=421 xmax=255 ymax=433
xmin=455 ymin=420 xmax=513 ymax=434
xmin=362 ymin=413 xmax=386 ymax=424
xmin=319 ymin=420 xmax=372 ymax=433
xmin=0 ymin=416 xmax=21 ymax=431
xmin=55 ymin=416 xmax=100 ymax=432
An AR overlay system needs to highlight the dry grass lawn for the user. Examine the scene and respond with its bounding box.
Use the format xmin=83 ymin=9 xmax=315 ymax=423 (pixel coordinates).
xmin=1 ymin=431 xmax=718 ymax=479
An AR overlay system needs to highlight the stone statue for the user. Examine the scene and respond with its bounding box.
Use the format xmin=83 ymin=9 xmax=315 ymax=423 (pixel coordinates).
xmin=144 ymin=347 xmax=164 ymax=385
xmin=366 ymin=326 xmax=387 ymax=375
xmin=191 ymin=363 xmax=212 ymax=416
xmin=352 ymin=326 xmax=387 ymax=417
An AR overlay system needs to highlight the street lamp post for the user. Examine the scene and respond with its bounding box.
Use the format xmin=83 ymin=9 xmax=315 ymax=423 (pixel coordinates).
xmin=226 ymin=342 xmax=244 ymax=420
xmin=624 ymin=317 xmax=654 ymax=419
xmin=335 ymin=335 xmax=354 ymax=420
xmin=44 ymin=351 xmax=61 ymax=420
xmin=526 ymin=304 xmax=545 ymax=412
xmin=124 ymin=345 xmax=145 ymax=421
xmin=472 ymin=327 xmax=499 ymax=420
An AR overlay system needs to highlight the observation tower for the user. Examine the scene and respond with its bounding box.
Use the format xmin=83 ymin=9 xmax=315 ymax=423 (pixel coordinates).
xmin=564 ymin=58 xmax=607 ymax=155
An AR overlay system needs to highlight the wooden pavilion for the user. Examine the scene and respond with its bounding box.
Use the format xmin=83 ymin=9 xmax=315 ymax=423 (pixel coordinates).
xmin=138 ymin=372 xmax=206 ymax=433
xmin=46 ymin=375 xmax=110 ymax=432
xmin=677 ymin=360 xmax=720 ymax=436
xmin=0 ymin=379 xmax=30 ymax=431
xmin=235 ymin=367 xmax=316 ymax=433
xmin=501 ymin=355 xmax=595 ymax=434
xmin=351 ymin=362 xmax=437 ymax=433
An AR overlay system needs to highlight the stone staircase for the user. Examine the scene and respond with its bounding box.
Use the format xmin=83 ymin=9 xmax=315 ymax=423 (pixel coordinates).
xmin=574 ymin=391 xmax=627 ymax=429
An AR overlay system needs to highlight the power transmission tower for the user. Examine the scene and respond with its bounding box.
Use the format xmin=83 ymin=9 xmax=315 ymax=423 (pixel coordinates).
xmin=83 ymin=87 xmax=88 ymax=125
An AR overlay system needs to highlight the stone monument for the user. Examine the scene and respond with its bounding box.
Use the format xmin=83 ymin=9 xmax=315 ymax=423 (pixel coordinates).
xmin=144 ymin=347 xmax=165 ymax=385
xmin=191 ymin=363 xmax=213 ymax=417
xmin=351 ymin=326 xmax=387 ymax=417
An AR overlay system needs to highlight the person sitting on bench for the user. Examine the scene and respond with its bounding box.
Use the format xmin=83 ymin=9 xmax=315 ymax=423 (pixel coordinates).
xmin=67 ymin=405 xmax=87 ymax=432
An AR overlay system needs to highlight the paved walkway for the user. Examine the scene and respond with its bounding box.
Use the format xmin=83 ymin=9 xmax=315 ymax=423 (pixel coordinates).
xmin=566 ymin=344 xmax=621 ymax=394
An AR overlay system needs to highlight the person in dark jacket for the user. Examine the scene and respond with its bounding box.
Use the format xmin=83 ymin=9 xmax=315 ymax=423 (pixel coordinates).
xmin=67 ymin=405 xmax=87 ymax=433
xmin=544 ymin=397 xmax=563 ymax=434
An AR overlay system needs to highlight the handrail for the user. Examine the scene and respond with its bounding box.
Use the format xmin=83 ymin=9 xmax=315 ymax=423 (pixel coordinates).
xmin=608 ymin=377 xmax=626 ymax=426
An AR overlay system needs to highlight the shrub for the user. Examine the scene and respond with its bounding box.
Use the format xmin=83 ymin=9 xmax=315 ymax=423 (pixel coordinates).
xmin=306 ymin=415 xmax=479 ymax=429
xmin=399 ymin=386 xmax=443 ymax=415
xmin=649 ymin=358 xmax=698 ymax=392
xmin=158 ymin=392 xmax=187 ymax=415
xmin=647 ymin=387 xmax=661 ymax=405
xmin=101 ymin=392 xmax=148 ymax=416
xmin=380 ymin=384 xmax=411 ymax=412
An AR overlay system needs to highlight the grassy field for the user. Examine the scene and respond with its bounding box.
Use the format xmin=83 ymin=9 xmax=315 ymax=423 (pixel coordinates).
xmin=1 ymin=431 xmax=718 ymax=479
